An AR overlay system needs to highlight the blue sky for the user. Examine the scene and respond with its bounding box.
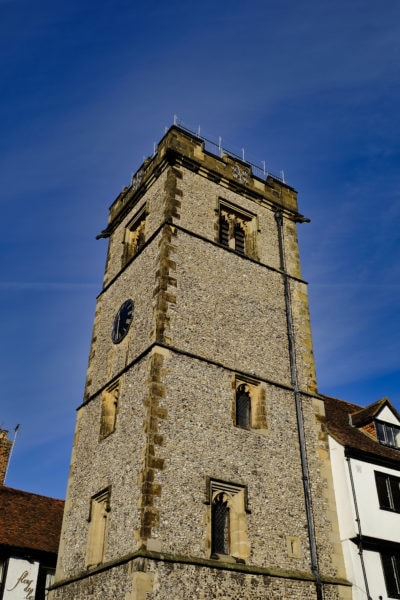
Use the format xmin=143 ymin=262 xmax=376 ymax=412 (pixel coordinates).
xmin=1 ymin=0 xmax=399 ymax=499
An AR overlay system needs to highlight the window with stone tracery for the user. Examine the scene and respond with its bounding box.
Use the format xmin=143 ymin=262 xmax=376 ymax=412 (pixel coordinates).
xmin=218 ymin=201 xmax=257 ymax=259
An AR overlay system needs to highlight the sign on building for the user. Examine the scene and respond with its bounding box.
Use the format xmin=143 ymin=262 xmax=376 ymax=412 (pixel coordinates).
xmin=3 ymin=558 xmax=39 ymax=600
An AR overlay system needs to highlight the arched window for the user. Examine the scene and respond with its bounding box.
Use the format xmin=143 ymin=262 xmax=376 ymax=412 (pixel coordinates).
xmin=234 ymin=222 xmax=245 ymax=254
xmin=211 ymin=493 xmax=230 ymax=555
xmin=219 ymin=215 xmax=229 ymax=247
xmin=236 ymin=384 xmax=251 ymax=429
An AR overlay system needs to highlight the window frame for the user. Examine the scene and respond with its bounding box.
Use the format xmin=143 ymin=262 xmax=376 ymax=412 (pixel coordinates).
xmin=381 ymin=551 xmax=400 ymax=599
xmin=376 ymin=420 xmax=400 ymax=450
xmin=375 ymin=471 xmax=400 ymax=513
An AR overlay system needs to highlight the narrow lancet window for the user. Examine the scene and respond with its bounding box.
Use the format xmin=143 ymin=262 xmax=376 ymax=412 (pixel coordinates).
xmin=236 ymin=384 xmax=251 ymax=429
xmin=212 ymin=493 xmax=230 ymax=555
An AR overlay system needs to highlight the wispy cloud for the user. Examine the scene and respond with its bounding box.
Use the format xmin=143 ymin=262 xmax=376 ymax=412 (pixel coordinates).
xmin=0 ymin=281 xmax=97 ymax=291
xmin=1 ymin=0 xmax=399 ymax=497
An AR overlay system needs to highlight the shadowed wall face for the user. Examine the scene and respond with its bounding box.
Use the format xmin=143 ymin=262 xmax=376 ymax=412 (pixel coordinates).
xmin=0 ymin=430 xmax=12 ymax=485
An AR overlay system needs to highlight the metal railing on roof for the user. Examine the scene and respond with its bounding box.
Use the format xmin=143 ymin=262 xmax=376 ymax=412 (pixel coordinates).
xmin=168 ymin=117 xmax=286 ymax=185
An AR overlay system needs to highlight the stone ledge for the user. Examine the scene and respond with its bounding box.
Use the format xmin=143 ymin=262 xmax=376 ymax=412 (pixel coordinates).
xmin=51 ymin=548 xmax=351 ymax=590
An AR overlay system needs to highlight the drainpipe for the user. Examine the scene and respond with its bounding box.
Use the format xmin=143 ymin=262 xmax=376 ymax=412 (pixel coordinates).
xmin=346 ymin=456 xmax=372 ymax=600
xmin=275 ymin=210 xmax=323 ymax=600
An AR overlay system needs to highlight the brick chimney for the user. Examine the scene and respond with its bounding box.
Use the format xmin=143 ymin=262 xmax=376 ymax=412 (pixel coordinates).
xmin=0 ymin=430 xmax=13 ymax=485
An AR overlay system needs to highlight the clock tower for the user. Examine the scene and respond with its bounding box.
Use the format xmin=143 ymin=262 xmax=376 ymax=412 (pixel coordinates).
xmin=51 ymin=126 xmax=350 ymax=599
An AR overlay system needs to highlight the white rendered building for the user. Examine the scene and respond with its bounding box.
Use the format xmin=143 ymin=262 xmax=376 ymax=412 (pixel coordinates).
xmin=325 ymin=396 xmax=400 ymax=600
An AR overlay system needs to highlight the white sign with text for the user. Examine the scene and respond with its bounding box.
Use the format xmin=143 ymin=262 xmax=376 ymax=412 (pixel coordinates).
xmin=4 ymin=558 xmax=39 ymax=600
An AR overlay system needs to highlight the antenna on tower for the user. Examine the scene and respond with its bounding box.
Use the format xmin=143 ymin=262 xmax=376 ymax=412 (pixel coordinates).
xmin=173 ymin=114 xmax=178 ymax=125
xmin=218 ymin=137 xmax=222 ymax=156
xmin=280 ymin=170 xmax=285 ymax=183
xmin=241 ymin=148 xmax=245 ymax=162
xmin=262 ymin=161 xmax=266 ymax=176
xmin=4 ymin=424 xmax=20 ymax=485
xmin=197 ymin=125 xmax=201 ymax=137
xmin=153 ymin=142 xmax=156 ymax=156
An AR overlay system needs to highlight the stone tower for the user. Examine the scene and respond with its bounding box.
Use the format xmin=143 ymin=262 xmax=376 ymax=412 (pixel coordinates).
xmin=51 ymin=126 xmax=350 ymax=599
xmin=0 ymin=429 xmax=13 ymax=485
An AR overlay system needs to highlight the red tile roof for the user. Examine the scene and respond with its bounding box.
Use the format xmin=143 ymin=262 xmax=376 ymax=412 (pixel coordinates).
xmin=0 ymin=486 xmax=64 ymax=555
xmin=323 ymin=394 xmax=400 ymax=464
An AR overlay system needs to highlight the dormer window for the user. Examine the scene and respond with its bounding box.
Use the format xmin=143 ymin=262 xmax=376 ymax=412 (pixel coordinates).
xmin=376 ymin=420 xmax=400 ymax=449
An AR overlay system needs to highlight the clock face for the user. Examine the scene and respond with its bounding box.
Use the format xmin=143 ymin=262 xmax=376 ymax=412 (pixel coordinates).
xmin=111 ymin=299 xmax=134 ymax=344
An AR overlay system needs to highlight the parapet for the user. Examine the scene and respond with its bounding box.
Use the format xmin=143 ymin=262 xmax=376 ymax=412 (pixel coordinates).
xmin=103 ymin=125 xmax=299 ymax=236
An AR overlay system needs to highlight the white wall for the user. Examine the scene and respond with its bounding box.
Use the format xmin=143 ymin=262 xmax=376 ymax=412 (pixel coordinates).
xmin=329 ymin=435 xmax=400 ymax=599
xmin=377 ymin=406 xmax=400 ymax=426
xmin=328 ymin=437 xmax=357 ymax=540
xmin=350 ymin=458 xmax=400 ymax=542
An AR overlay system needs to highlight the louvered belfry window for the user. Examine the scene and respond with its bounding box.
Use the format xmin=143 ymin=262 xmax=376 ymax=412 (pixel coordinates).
xmin=219 ymin=215 xmax=229 ymax=247
xmin=219 ymin=203 xmax=253 ymax=257
xmin=212 ymin=494 xmax=230 ymax=555
xmin=236 ymin=384 xmax=251 ymax=429
xmin=234 ymin=222 xmax=245 ymax=254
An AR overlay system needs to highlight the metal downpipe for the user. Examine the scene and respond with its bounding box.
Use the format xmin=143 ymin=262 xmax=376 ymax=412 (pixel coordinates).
xmin=275 ymin=210 xmax=323 ymax=600
xmin=346 ymin=455 xmax=372 ymax=600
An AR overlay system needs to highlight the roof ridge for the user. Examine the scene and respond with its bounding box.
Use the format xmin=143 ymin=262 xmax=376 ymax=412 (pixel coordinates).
xmin=0 ymin=484 xmax=64 ymax=503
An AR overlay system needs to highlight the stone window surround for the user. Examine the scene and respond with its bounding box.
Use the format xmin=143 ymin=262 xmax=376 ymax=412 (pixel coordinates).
xmin=86 ymin=486 xmax=111 ymax=568
xmin=233 ymin=375 xmax=267 ymax=431
xmin=122 ymin=205 xmax=147 ymax=267
xmin=206 ymin=478 xmax=250 ymax=563
xmin=218 ymin=199 xmax=258 ymax=259
xmin=99 ymin=380 xmax=121 ymax=440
